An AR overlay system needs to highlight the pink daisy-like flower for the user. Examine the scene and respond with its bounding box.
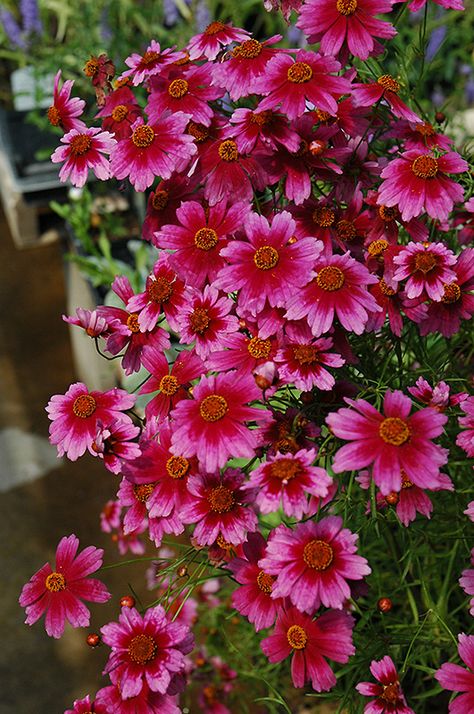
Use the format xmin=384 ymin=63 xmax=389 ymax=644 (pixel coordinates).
xmin=352 ymin=74 xmax=419 ymax=123
xmin=206 ymin=329 xmax=279 ymax=376
xmin=435 ymin=634 xmax=474 ymax=713
xmin=356 ymin=655 xmax=415 ymax=713
xmin=212 ymin=35 xmax=282 ymax=101
xmin=384 ymin=119 xmax=453 ymax=153
xmin=19 ymin=534 xmax=110 ymax=639
xmin=228 ymin=531 xmax=284 ymax=631
xmin=297 ymin=0 xmax=396 ymax=61
xmin=156 ymin=199 xmax=250 ymax=289
xmin=216 ymin=210 xmax=322 ymax=317
xmin=110 ymin=115 xmax=197 ymax=192
xmin=177 ymin=286 xmax=240 ymax=359
xmin=255 ymin=50 xmax=351 ymax=120
xmin=228 ymin=108 xmax=300 ymax=154
xmin=47 ymin=70 xmax=86 ymax=133
xmin=465 ymin=501 xmax=474 ymax=522
xmin=96 ymin=86 xmax=142 ymax=140
xmin=327 ymin=390 xmax=448 ymax=495
xmin=100 ymin=500 xmax=122 ymax=533
xmin=63 ymin=307 xmax=112 ymax=338
xmin=46 ymin=382 xmax=135 ymax=461
xmin=259 ymin=516 xmax=371 ymax=612
xmin=120 ymin=40 xmax=182 ymax=86
xmin=393 ymin=241 xmax=456 ymax=301
xmin=95 ymin=683 xmax=180 ymax=714
xmin=261 ymin=606 xmax=355 ymax=691
xmin=65 ymin=693 xmax=107 ymax=714
xmin=457 ymin=396 xmax=474 ymax=458
xmin=366 ymin=278 xmax=427 ymax=338
xmin=407 ymin=0 xmax=463 ymax=12
xmin=142 ymin=174 xmax=200 ymax=242
xmin=285 ymin=252 xmax=381 ymax=337
xmin=187 ymin=21 xmax=250 ymax=60
xmin=459 ymin=549 xmax=474 ymax=617
xmin=170 ymin=368 xmax=271 ymax=473
xmin=51 ymin=126 xmax=116 ymax=188
xmin=407 ymin=376 xmax=467 ymax=411
xmin=117 ymin=476 xmax=151 ymax=536
xmin=377 ymin=150 xmax=468 ymax=222
xmin=101 ymin=604 xmax=193 ymax=699
xmin=88 ymin=417 xmax=142 ymax=474
xmin=180 ymin=469 xmax=258 ymax=546
xmin=246 ymin=447 xmax=332 ymax=519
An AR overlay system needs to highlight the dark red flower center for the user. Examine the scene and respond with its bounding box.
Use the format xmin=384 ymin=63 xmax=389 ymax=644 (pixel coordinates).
xmin=415 ymin=122 xmax=436 ymax=137
xmin=287 ymin=62 xmax=313 ymax=83
xmin=70 ymin=134 xmax=92 ymax=156
xmin=336 ymin=219 xmax=357 ymax=241
xmin=72 ymin=394 xmax=97 ymax=418
xmin=336 ymin=0 xmax=358 ymax=14
xmin=218 ymin=139 xmax=239 ymax=162
xmin=303 ymin=539 xmax=334 ymax=570
xmin=232 ymin=39 xmax=262 ymax=59
xmin=368 ymin=239 xmax=389 ymax=257
xmin=247 ymin=336 xmax=272 ymax=359
xmin=411 ymin=155 xmax=438 ymax=178
xmin=379 ymin=279 xmax=396 ymax=296
xmin=166 ymin=455 xmax=189 ymax=479
xmin=385 ymin=491 xmax=399 ymax=505
xmin=200 ymin=394 xmax=228 ymax=422
xmin=256 ymin=570 xmax=275 ymax=593
xmin=132 ymin=124 xmax=155 ymax=148
xmin=270 ymin=458 xmax=302 ymax=481
xmin=45 ymin=572 xmax=66 ymax=592
xmin=253 ymin=245 xmax=279 ymax=270
xmin=316 ymin=265 xmax=345 ymax=291
xmin=377 ymin=74 xmax=400 ymax=93
xmin=208 ymin=485 xmax=235 ymax=513
xmin=194 ymin=227 xmax=218 ymax=250
xmin=128 ymin=634 xmax=157 ymax=664
xmin=441 ymin=282 xmax=461 ymax=303
xmin=189 ymin=307 xmax=211 ymax=334
xmin=111 ymin=104 xmax=129 ymax=122
xmin=152 ymin=189 xmax=169 ymax=211
xmin=47 ymin=105 xmax=61 ymax=126
xmin=159 ymin=374 xmax=179 ymax=396
xmin=133 ymin=483 xmax=155 ymax=502
xmin=126 ymin=313 xmax=140 ymax=333
xmin=293 ymin=344 xmax=319 ymax=365
xmin=84 ymin=58 xmax=99 ymax=77
xmin=147 ymin=276 xmax=173 ymax=303
xmin=286 ymin=624 xmax=308 ymax=649
xmin=204 ymin=21 xmax=225 ymax=35
xmin=168 ymin=78 xmax=189 ymax=98
xmin=188 ymin=121 xmax=210 ymax=142
xmin=379 ymin=417 xmax=411 ymax=446
xmin=313 ymin=207 xmax=335 ymax=227
xmin=414 ymin=251 xmax=437 ymax=273
xmin=381 ymin=682 xmax=400 ymax=703
xmin=378 ymin=205 xmax=398 ymax=222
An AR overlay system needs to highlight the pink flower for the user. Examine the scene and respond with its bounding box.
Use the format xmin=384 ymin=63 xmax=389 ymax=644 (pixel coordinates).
xmin=206 ymin=330 xmax=278 ymax=376
xmin=216 ymin=210 xmax=321 ymax=316
xmin=261 ymin=607 xmax=355 ymax=691
xmin=297 ymin=0 xmax=396 ymax=61
xmin=356 ymin=655 xmax=414 ymax=713
xmin=246 ymin=447 xmax=333 ymax=519
xmin=457 ymin=396 xmax=474 ymax=458
xmin=459 ymin=549 xmax=474 ymax=617
xmin=327 ymin=390 xmax=448 ymax=495
xmin=88 ymin=417 xmax=142 ymax=474
xmin=377 ymin=150 xmax=468 ymax=222
xmin=100 ymin=500 xmax=122 ymax=533
xmin=19 ymin=534 xmax=110 ymax=639
xmin=176 ymin=286 xmax=240 ymax=358
xmin=101 ymin=605 xmax=193 ymax=699
xmin=212 ymin=35 xmax=282 ymax=101
xmin=352 ymin=74 xmax=419 ymax=122
xmin=110 ymin=115 xmax=197 ymax=192
xmin=65 ymin=694 xmax=107 ymax=714
xmin=285 ymin=252 xmax=381 ymax=336
xmin=142 ymin=174 xmax=200 ymax=242
xmin=259 ymin=516 xmax=371 ymax=612
xmin=187 ymin=21 xmax=250 ymax=61
xmin=51 ymin=126 xmax=116 ymax=187
xmin=435 ymin=634 xmax=474 ymax=713
xmin=228 ymin=108 xmax=300 ymax=154
xmin=95 ymin=684 xmax=180 ymax=714
xmin=120 ymin=40 xmax=182 ymax=85
xmin=96 ymin=86 xmax=142 ymax=140
xmin=46 ymin=382 xmax=135 ymax=461
xmin=181 ymin=469 xmax=258 ymax=546
xmin=465 ymin=501 xmax=474 ymax=522
xmin=393 ymin=241 xmax=456 ymax=301
xmin=63 ymin=307 xmax=112 ymax=338
xmin=170 ymin=370 xmax=271 ymax=473
xmin=47 ymin=70 xmax=86 ymax=133
xmin=407 ymin=0 xmax=463 ymax=11
xmin=275 ymin=324 xmax=345 ymax=391
xmin=407 ymin=376 xmax=467 ymax=411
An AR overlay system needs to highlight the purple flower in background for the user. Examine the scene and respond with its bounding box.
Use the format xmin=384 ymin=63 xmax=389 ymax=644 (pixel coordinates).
xmin=195 ymin=0 xmax=211 ymax=33
xmin=99 ymin=6 xmax=113 ymax=44
xmin=164 ymin=0 xmax=180 ymax=26
xmin=1 ymin=0 xmax=42 ymax=50
xmin=0 ymin=10 xmax=27 ymax=49
xmin=20 ymin=0 xmax=43 ymax=36
xmin=426 ymin=24 xmax=447 ymax=62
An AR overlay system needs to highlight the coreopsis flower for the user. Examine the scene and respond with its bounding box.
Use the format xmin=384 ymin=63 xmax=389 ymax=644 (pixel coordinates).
xmin=95 ymin=684 xmax=180 ymax=714
xmin=456 ymin=396 xmax=474 ymax=458
xmin=385 ymin=119 xmax=453 ymax=152
xmin=156 ymin=199 xmax=250 ymax=289
xmin=435 ymin=634 xmax=474 ymax=713
xmin=285 ymin=252 xmax=380 ymax=336
xmin=327 ymin=390 xmax=448 ymax=495
xmin=459 ymin=549 xmax=474 ymax=616
xmin=206 ymin=330 xmax=279 ymax=376
xmin=365 ymin=278 xmax=427 ymax=337
xmin=101 ymin=605 xmax=193 ymax=699
xmin=46 ymin=382 xmax=135 ymax=461
xmin=352 ymin=74 xmax=420 ymax=122
xmin=364 ymin=191 xmax=429 ymax=244
xmin=84 ymin=53 xmax=115 ymax=88
xmin=259 ymin=516 xmax=371 ymax=612
xmin=88 ymin=417 xmax=142 ymax=474
xmin=117 ymin=476 xmax=153 ymax=538
xmin=110 ymin=115 xmax=197 ymax=192
xmin=19 ymin=534 xmax=111 ymax=639
xmin=297 ymin=0 xmax=396 ymax=61
xmin=356 ymin=655 xmax=415 ymax=713
xmin=254 ymin=50 xmax=351 ymax=120
xmin=181 ymin=469 xmax=258 ymax=546
xmin=261 ymin=607 xmax=355 ymax=691
xmin=51 ymin=126 xmax=116 ymax=187
xmin=63 ymin=307 xmax=112 ymax=338
xmin=246 ymin=447 xmax=332 ymax=519
xmin=228 ymin=532 xmax=284 ymax=631
xmin=377 ymin=150 xmax=468 ymax=222
xmin=211 ymin=35 xmax=282 ymax=100
xmin=393 ymin=241 xmax=456 ymax=301
xmin=408 ymin=0 xmax=463 ymax=11
xmin=465 ymin=502 xmax=474 ymax=522
xmin=65 ymin=694 xmax=107 ymax=714
xmin=187 ymin=21 xmax=250 ymax=61
xmin=120 ymin=40 xmax=181 ymax=85
xmin=228 ymin=108 xmax=301 ymax=153
xmin=177 ymin=286 xmax=240 ymax=359
xmin=216 ymin=210 xmax=322 ymax=316
xmin=95 ymin=86 xmax=142 ymax=140
xmin=100 ymin=500 xmax=122 ymax=533
xmin=408 ymin=377 xmax=467 ymax=410
xmin=143 ymin=175 xmax=201 ymax=242
xmin=47 ymin=70 xmax=86 ymax=133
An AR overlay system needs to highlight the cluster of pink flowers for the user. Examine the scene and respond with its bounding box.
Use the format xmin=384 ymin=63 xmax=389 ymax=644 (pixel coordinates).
xmin=20 ymin=0 xmax=473 ymax=710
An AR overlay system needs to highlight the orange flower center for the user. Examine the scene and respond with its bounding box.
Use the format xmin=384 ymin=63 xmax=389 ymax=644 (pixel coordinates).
xmin=377 ymin=74 xmax=400 ymax=93
xmin=152 ymin=189 xmax=169 ymax=211
xmin=401 ymin=470 xmax=413 ymax=489
xmin=441 ymin=282 xmax=461 ymax=303
xmin=147 ymin=276 xmax=173 ymax=303
xmin=385 ymin=491 xmax=399 ymax=505
xmin=314 ymin=108 xmax=332 ymax=122
xmin=45 ymin=572 xmax=66 ymax=592
xmin=208 ymin=485 xmax=235 ymax=513
xmin=111 ymin=104 xmax=129 ymax=122
xmin=72 ymin=394 xmax=97 ymax=418
xmin=415 ymin=121 xmax=436 ymax=137
xmin=232 ymin=39 xmax=262 ymax=59
xmin=168 ymin=78 xmax=189 ymax=98
xmin=379 ymin=417 xmax=411 ymax=446
xmin=194 ymin=227 xmax=218 ymax=250
xmin=270 ymin=458 xmax=302 ymax=481
xmin=247 ymin=336 xmax=272 ymax=359
xmin=368 ymin=239 xmax=389 ymax=257
xmin=69 ymin=134 xmax=92 ymax=156
xmin=414 ymin=251 xmax=437 ymax=273
xmin=200 ymin=394 xmax=228 ymax=422
xmin=84 ymin=58 xmax=99 ymax=77
xmin=287 ymin=624 xmax=308 ymax=650
xmin=378 ymin=205 xmax=398 ymax=222
xmin=174 ymin=51 xmax=190 ymax=66
xmin=336 ymin=0 xmax=358 ymax=14
xmin=287 ymin=62 xmax=313 ymax=83
xmin=256 ymin=570 xmax=275 ymax=593
xmin=411 ymin=155 xmax=438 ymax=179
xmin=379 ymin=279 xmax=396 ymax=296
xmin=188 ymin=121 xmax=210 ymax=142
xmin=381 ymin=682 xmax=400 ymax=703
xmin=316 ymin=265 xmax=345 ymax=291
xmin=128 ymin=634 xmax=157 ymax=664
xmin=126 ymin=313 xmax=140 ymax=333
xmin=189 ymin=307 xmax=211 ymax=334
xmin=166 ymin=455 xmax=189 ymax=479
xmin=218 ymin=139 xmax=239 ymax=162
xmin=204 ymin=21 xmax=225 ymax=34
xmin=303 ymin=539 xmax=334 ymax=570
xmin=250 ymin=110 xmax=272 ymax=126
xmin=47 ymin=105 xmax=61 ymax=126
xmin=253 ymin=245 xmax=279 ymax=270
xmin=132 ymin=124 xmax=155 ymax=148
xmin=133 ymin=483 xmax=154 ymax=502
xmin=159 ymin=374 xmax=179 ymax=396
xmin=336 ymin=219 xmax=357 ymax=241
xmin=141 ymin=50 xmax=160 ymax=66
xmin=293 ymin=344 xmax=319 ymax=366
xmin=216 ymin=533 xmax=234 ymax=550
xmin=313 ymin=207 xmax=335 ymax=227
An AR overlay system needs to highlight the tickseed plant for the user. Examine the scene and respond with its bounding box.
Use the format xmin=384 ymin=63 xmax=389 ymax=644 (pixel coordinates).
xmin=20 ymin=0 xmax=474 ymax=711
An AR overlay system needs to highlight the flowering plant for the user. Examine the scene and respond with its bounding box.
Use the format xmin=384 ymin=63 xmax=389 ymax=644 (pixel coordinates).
xmin=20 ymin=0 xmax=474 ymax=711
